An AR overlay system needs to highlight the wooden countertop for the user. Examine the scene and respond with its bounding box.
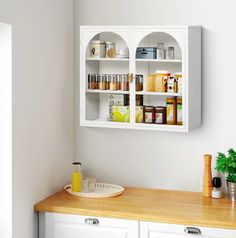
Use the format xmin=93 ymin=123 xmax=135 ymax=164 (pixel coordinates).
xmin=34 ymin=187 xmax=236 ymax=229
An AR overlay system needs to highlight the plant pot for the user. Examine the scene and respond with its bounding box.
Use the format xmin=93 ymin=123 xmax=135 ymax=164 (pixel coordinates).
xmin=226 ymin=180 xmax=236 ymax=202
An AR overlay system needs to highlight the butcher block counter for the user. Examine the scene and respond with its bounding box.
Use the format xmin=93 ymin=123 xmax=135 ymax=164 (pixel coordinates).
xmin=34 ymin=187 xmax=236 ymax=230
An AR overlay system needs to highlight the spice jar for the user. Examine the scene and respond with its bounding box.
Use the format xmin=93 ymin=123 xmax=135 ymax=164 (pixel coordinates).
xmin=115 ymin=75 xmax=121 ymax=90
xmin=94 ymin=74 xmax=100 ymax=89
xmin=177 ymin=97 xmax=182 ymax=125
xmin=88 ymin=74 xmax=92 ymax=89
xmin=166 ymin=97 xmax=177 ymax=125
xmin=136 ymin=75 xmax=143 ymax=91
xmin=120 ymin=74 xmax=128 ymax=91
xmin=144 ymin=106 xmax=155 ymax=123
xmin=155 ymin=107 xmax=166 ymax=124
xmin=90 ymin=74 xmax=96 ymax=90
xmin=105 ymin=74 xmax=110 ymax=90
xmin=110 ymin=75 xmax=116 ymax=90
xmin=90 ymin=40 xmax=106 ymax=58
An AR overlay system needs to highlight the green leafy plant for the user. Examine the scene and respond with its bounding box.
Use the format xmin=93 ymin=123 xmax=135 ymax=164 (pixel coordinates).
xmin=215 ymin=148 xmax=236 ymax=183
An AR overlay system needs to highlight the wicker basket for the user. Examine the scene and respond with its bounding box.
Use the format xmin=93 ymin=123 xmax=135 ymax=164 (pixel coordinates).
xmin=64 ymin=183 xmax=124 ymax=198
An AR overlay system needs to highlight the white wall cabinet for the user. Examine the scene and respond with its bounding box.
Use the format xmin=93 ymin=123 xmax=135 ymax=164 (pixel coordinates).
xmin=39 ymin=213 xmax=139 ymax=238
xmin=39 ymin=213 xmax=236 ymax=238
xmin=80 ymin=26 xmax=201 ymax=132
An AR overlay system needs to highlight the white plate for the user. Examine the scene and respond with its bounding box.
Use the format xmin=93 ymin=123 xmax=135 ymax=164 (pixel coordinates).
xmin=64 ymin=183 xmax=125 ymax=198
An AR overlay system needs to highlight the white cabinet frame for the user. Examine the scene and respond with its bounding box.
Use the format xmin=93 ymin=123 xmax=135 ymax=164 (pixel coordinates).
xmin=80 ymin=26 xmax=201 ymax=132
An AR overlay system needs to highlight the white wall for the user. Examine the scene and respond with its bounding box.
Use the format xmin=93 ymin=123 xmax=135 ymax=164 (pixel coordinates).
xmin=75 ymin=0 xmax=236 ymax=191
xmin=0 ymin=0 xmax=73 ymax=238
xmin=0 ymin=23 xmax=12 ymax=238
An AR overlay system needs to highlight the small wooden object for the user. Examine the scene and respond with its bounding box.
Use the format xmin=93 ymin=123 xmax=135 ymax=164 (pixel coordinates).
xmin=203 ymin=154 xmax=212 ymax=197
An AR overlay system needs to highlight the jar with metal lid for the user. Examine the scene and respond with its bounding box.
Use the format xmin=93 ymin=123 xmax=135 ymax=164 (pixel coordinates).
xmin=94 ymin=74 xmax=100 ymax=89
xmin=166 ymin=97 xmax=177 ymax=125
xmin=136 ymin=75 xmax=143 ymax=91
xmin=88 ymin=74 xmax=92 ymax=89
xmin=105 ymin=42 xmax=116 ymax=58
xmin=105 ymin=74 xmax=110 ymax=90
xmin=89 ymin=74 xmax=96 ymax=90
xmin=144 ymin=106 xmax=155 ymax=123
xmin=120 ymin=74 xmax=129 ymax=91
xmin=177 ymin=97 xmax=182 ymax=125
xmin=110 ymin=74 xmax=116 ymax=90
xmin=90 ymin=40 xmax=106 ymax=58
xmin=155 ymin=107 xmax=166 ymax=124
xmin=116 ymin=75 xmax=121 ymax=90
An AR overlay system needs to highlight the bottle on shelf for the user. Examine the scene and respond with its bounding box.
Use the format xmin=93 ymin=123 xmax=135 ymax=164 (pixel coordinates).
xmin=166 ymin=97 xmax=177 ymax=125
xmin=72 ymin=162 xmax=82 ymax=192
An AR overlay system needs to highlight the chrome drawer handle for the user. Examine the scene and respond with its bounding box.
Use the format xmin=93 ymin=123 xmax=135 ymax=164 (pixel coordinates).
xmin=184 ymin=227 xmax=201 ymax=235
xmin=85 ymin=218 xmax=99 ymax=225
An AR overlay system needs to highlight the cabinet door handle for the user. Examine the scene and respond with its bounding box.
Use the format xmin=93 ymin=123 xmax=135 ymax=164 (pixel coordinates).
xmin=85 ymin=218 xmax=99 ymax=225
xmin=184 ymin=227 xmax=201 ymax=235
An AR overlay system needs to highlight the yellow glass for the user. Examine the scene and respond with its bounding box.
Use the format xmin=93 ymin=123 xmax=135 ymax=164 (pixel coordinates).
xmin=72 ymin=171 xmax=82 ymax=192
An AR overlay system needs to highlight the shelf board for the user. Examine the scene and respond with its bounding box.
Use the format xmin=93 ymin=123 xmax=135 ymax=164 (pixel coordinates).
xmin=86 ymin=89 xmax=130 ymax=94
xmin=136 ymin=91 xmax=182 ymax=96
xmin=136 ymin=59 xmax=182 ymax=63
xmin=81 ymin=119 xmax=186 ymax=132
xmin=86 ymin=57 xmax=129 ymax=62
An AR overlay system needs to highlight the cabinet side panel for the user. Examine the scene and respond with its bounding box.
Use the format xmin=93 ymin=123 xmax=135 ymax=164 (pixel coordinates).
xmin=188 ymin=28 xmax=201 ymax=131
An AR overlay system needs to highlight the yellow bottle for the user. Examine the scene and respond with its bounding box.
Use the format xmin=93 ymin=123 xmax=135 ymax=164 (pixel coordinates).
xmin=72 ymin=162 xmax=82 ymax=192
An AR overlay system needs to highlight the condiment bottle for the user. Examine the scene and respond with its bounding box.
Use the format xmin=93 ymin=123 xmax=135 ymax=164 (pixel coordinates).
xmin=212 ymin=177 xmax=222 ymax=199
xmin=72 ymin=162 xmax=82 ymax=192
xmin=166 ymin=97 xmax=177 ymax=125
xmin=177 ymin=97 xmax=182 ymax=125
xmin=203 ymin=154 xmax=212 ymax=197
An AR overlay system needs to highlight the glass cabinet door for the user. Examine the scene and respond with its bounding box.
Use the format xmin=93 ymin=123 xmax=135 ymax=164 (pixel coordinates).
xmin=133 ymin=30 xmax=185 ymax=130
xmin=81 ymin=31 xmax=132 ymax=127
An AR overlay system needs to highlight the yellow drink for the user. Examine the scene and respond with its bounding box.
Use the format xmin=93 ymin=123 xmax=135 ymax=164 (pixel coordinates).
xmin=72 ymin=171 xmax=82 ymax=192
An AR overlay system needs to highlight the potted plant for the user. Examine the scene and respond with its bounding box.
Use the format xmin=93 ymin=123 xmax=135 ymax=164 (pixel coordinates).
xmin=215 ymin=148 xmax=236 ymax=201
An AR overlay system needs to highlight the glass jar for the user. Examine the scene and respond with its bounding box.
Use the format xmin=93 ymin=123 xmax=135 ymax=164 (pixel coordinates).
xmin=157 ymin=42 xmax=165 ymax=59
xmin=90 ymin=40 xmax=106 ymax=58
xmin=166 ymin=46 xmax=175 ymax=60
xmin=144 ymin=106 xmax=155 ymax=123
xmin=105 ymin=42 xmax=116 ymax=58
xmin=110 ymin=74 xmax=116 ymax=90
xmin=136 ymin=75 xmax=143 ymax=91
xmin=155 ymin=107 xmax=166 ymax=124
xmin=105 ymin=74 xmax=110 ymax=90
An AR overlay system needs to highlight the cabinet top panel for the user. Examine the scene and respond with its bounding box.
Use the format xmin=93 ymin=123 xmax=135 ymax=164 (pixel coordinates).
xmin=80 ymin=26 xmax=201 ymax=29
xmin=35 ymin=187 xmax=235 ymax=230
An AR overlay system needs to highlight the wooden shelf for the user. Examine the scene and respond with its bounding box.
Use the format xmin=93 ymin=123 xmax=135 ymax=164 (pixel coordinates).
xmin=135 ymin=91 xmax=182 ymax=96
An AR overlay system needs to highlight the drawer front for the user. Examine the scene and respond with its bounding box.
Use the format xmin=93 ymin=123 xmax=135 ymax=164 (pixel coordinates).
xmin=41 ymin=213 xmax=139 ymax=238
xmin=140 ymin=221 xmax=236 ymax=238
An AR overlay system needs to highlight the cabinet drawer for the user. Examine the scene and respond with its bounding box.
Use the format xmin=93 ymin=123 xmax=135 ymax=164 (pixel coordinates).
xmin=40 ymin=212 xmax=139 ymax=238
xmin=140 ymin=221 xmax=236 ymax=238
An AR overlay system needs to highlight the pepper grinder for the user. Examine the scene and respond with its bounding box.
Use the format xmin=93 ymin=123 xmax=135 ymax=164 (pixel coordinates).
xmin=212 ymin=177 xmax=222 ymax=199
xmin=203 ymin=154 xmax=212 ymax=197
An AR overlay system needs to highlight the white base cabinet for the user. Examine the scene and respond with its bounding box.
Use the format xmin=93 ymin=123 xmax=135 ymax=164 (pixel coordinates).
xmin=140 ymin=221 xmax=236 ymax=238
xmin=39 ymin=213 xmax=236 ymax=238
xmin=39 ymin=213 xmax=139 ymax=238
